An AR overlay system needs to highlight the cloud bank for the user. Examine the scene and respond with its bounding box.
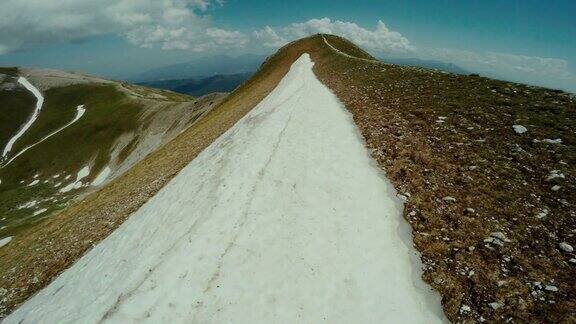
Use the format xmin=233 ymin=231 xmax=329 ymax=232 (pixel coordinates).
xmin=254 ymin=18 xmax=414 ymax=54
xmin=422 ymin=48 xmax=575 ymax=90
xmin=0 ymin=0 xmax=248 ymax=53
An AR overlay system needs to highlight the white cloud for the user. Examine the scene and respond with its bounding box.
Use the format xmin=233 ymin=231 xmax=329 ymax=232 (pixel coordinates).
xmin=0 ymin=0 xmax=246 ymax=53
xmin=254 ymin=18 xmax=414 ymax=54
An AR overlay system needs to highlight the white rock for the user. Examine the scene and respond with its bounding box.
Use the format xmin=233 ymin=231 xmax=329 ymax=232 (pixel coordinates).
xmin=544 ymin=285 xmax=558 ymax=292
xmin=459 ymin=305 xmax=471 ymax=314
xmin=443 ymin=196 xmax=457 ymax=203
xmin=512 ymin=125 xmax=527 ymax=134
xmin=542 ymin=138 xmax=562 ymax=144
xmin=546 ymin=172 xmax=565 ymax=181
xmin=490 ymin=232 xmax=508 ymax=241
xmin=536 ymin=209 xmax=549 ymax=220
xmin=559 ymin=242 xmax=573 ymax=252
xmin=489 ymin=302 xmax=504 ymax=310
xmin=551 ymin=185 xmax=561 ymax=191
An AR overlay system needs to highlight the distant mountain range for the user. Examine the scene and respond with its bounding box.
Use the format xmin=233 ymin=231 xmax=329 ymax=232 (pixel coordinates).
xmin=134 ymin=54 xmax=469 ymax=97
xmin=138 ymin=73 xmax=252 ymax=97
xmin=131 ymin=54 xmax=266 ymax=82
xmin=379 ymin=57 xmax=471 ymax=75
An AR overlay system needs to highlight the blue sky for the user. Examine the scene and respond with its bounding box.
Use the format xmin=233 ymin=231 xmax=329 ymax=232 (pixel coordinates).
xmin=0 ymin=0 xmax=574 ymax=91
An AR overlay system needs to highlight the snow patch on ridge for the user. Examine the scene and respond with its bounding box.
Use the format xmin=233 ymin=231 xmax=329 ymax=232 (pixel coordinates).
xmin=6 ymin=54 xmax=445 ymax=323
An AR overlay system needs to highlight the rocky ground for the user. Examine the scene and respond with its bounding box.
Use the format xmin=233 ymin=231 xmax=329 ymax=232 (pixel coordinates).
xmin=315 ymin=35 xmax=575 ymax=322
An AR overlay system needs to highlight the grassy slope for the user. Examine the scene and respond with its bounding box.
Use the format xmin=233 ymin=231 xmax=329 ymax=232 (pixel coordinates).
xmin=0 ymin=85 xmax=142 ymax=234
xmin=0 ymin=80 xmax=197 ymax=239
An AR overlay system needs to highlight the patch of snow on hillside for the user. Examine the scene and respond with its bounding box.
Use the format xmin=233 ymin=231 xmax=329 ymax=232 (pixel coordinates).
xmin=6 ymin=54 xmax=445 ymax=323
xmin=2 ymin=77 xmax=44 ymax=159
xmin=59 ymin=165 xmax=90 ymax=193
xmin=33 ymin=208 xmax=47 ymax=216
xmin=91 ymin=167 xmax=111 ymax=186
xmin=17 ymin=200 xmax=37 ymax=209
xmin=2 ymin=105 xmax=86 ymax=168
xmin=0 ymin=236 xmax=12 ymax=249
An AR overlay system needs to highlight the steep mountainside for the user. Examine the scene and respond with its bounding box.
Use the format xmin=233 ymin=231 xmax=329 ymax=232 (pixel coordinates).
xmin=1 ymin=35 xmax=574 ymax=322
xmin=138 ymin=72 xmax=251 ymax=96
xmin=0 ymin=68 xmax=225 ymax=238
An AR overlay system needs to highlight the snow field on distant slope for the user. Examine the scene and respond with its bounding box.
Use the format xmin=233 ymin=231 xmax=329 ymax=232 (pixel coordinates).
xmin=6 ymin=54 xmax=446 ymax=323
xmin=2 ymin=105 xmax=85 ymax=168
xmin=2 ymin=77 xmax=44 ymax=158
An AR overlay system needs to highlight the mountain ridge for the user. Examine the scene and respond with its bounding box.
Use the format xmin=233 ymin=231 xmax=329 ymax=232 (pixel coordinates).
xmin=1 ymin=34 xmax=574 ymax=322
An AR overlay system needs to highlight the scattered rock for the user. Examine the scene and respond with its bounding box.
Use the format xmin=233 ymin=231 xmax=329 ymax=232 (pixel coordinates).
xmin=536 ymin=208 xmax=549 ymax=220
xmin=512 ymin=125 xmax=527 ymax=134
xmin=545 ymin=170 xmax=565 ymax=182
xmin=559 ymin=242 xmax=573 ymax=253
xmin=460 ymin=304 xmax=471 ymax=314
xmin=545 ymin=285 xmax=558 ymax=292
xmin=489 ymin=301 xmax=504 ymax=310
xmin=551 ymin=185 xmax=561 ymax=191
xmin=542 ymin=138 xmax=562 ymax=144
xmin=443 ymin=196 xmax=457 ymax=203
xmin=484 ymin=232 xmax=511 ymax=246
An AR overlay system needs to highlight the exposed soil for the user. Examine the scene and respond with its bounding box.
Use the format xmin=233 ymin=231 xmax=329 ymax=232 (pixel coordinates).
xmin=1 ymin=35 xmax=574 ymax=322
